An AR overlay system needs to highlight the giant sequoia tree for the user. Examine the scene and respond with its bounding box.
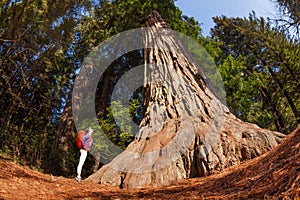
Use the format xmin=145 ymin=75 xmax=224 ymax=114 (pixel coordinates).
xmin=86 ymin=12 xmax=285 ymax=188
xmin=49 ymin=0 xmax=202 ymax=176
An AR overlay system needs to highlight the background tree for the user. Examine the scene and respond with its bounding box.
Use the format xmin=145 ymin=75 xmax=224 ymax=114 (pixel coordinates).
xmin=0 ymin=0 xmax=90 ymax=166
xmin=272 ymin=0 xmax=300 ymax=37
xmin=211 ymin=12 xmax=299 ymax=133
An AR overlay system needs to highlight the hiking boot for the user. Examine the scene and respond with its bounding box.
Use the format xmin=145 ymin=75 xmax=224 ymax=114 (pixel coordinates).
xmin=75 ymin=177 xmax=82 ymax=182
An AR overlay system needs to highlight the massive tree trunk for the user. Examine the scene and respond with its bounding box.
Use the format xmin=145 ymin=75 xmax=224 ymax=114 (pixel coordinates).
xmin=86 ymin=11 xmax=285 ymax=188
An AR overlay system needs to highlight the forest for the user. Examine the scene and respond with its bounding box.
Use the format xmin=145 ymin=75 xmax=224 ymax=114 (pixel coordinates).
xmin=0 ymin=0 xmax=299 ymax=183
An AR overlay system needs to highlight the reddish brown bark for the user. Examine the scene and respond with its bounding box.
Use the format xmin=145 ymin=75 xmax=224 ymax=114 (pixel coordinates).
xmin=86 ymin=11 xmax=285 ymax=188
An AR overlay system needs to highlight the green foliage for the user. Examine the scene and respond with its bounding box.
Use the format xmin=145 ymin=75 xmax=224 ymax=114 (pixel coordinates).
xmin=99 ymin=101 xmax=136 ymax=150
xmin=75 ymin=100 xmax=137 ymax=164
xmin=76 ymin=0 xmax=202 ymax=52
xmin=211 ymin=12 xmax=300 ymax=133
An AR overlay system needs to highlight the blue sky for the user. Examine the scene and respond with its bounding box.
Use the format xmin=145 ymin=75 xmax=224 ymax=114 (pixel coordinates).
xmin=175 ymin=0 xmax=278 ymax=36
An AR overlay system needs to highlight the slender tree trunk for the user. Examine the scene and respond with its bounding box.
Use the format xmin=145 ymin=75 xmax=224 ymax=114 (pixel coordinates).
xmin=46 ymin=92 xmax=77 ymax=176
xmin=46 ymin=62 xmax=94 ymax=176
xmin=268 ymin=66 xmax=300 ymax=124
xmin=260 ymin=86 xmax=285 ymax=131
xmin=86 ymin=11 xmax=285 ymax=188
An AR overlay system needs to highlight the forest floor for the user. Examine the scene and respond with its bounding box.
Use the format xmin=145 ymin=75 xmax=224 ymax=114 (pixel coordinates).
xmin=1 ymin=127 xmax=299 ymax=200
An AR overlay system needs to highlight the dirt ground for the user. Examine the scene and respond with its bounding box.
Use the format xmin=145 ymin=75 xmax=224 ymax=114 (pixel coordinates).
xmin=1 ymin=127 xmax=299 ymax=200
